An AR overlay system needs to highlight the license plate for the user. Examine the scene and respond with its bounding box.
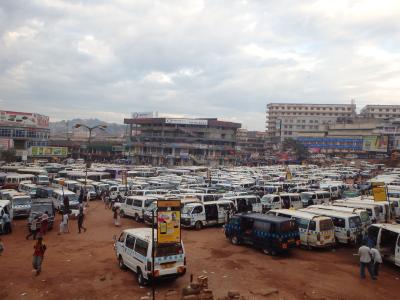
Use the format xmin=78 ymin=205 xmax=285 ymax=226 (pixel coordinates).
xmin=161 ymin=262 xmax=175 ymax=269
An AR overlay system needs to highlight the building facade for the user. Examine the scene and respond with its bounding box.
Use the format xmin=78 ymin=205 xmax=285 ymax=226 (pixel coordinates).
xmin=266 ymin=103 xmax=357 ymax=140
xmin=124 ymin=117 xmax=241 ymax=166
xmin=0 ymin=110 xmax=50 ymax=156
xmin=236 ymin=129 xmax=266 ymax=162
xmin=360 ymin=105 xmax=400 ymax=120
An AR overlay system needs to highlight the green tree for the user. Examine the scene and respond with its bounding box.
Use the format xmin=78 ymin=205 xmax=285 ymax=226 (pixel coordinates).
xmin=282 ymin=138 xmax=309 ymax=161
xmin=0 ymin=149 xmax=17 ymax=163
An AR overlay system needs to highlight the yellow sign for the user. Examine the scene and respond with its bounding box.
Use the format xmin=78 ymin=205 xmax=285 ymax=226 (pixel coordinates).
xmin=157 ymin=200 xmax=181 ymax=245
xmin=373 ymin=187 xmax=387 ymax=202
xmin=371 ymin=182 xmax=385 ymax=188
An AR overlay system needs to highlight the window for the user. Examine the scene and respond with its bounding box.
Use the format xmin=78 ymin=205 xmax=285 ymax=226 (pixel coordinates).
xmin=125 ymin=234 xmax=136 ymax=249
xmin=331 ymin=217 xmax=345 ymax=228
xmin=126 ymin=198 xmax=133 ymax=206
xmin=309 ymin=221 xmax=316 ymax=231
xmin=192 ymin=206 xmax=203 ymax=214
xmin=133 ymin=200 xmax=142 ymax=207
xmin=294 ymin=217 xmax=308 ymax=229
xmin=134 ymin=239 xmax=148 ymax=256
xmin=118 ymin=233 xmax=126 ymax=243
xmin=254 ymin=221 xmax=271 ymax=232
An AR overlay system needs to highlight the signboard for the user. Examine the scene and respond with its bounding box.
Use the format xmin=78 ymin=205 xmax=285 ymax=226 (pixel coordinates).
xmin=362 ymin=136 xmax=388 ymax=152
xmin=157 ymin=200 xmax=181 ymax=245
xmin=165 ymin=118 xmax=208 ymax=126
xmin=372 ymin=187 xmax=387 ymax=202
xmin=131 ymin=112 xmax=156 ymax=119
xmin=30 ymin=146 xmax=68 ymax=157
xmin=0 ymin=110 xmax=49 ymax=128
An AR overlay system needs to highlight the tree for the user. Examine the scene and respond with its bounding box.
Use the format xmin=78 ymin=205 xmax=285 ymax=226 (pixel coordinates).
xmin=0 ymin=149 xmax=17 ymax=163
xmin=282 ymin=138 xmax=309 ymax=161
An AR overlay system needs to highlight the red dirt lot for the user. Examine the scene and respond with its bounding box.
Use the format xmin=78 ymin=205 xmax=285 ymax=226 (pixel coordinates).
xmin=0 ymin=201 xmax=399 ymax=300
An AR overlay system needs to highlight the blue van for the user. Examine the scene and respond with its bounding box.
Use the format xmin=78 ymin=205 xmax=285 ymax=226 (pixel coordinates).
xmin=224 ymin=213 xmax=300 ymax=255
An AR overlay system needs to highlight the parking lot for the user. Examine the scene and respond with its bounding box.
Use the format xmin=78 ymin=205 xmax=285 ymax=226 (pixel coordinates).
xmin=1 ymin=201 xmax=400 ymax=300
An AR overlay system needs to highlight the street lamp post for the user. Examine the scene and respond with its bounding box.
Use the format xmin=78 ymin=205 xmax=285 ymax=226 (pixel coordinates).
xmin=74 ymin=124 xmax=107 ymax=186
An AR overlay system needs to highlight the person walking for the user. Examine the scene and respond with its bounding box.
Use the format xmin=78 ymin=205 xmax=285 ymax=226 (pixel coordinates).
xmin=58 ymin=212 xmax=69 ymax=235
xmin=40 ymin=211 xmax=49 ymax=236
xmin=85 ymin=190 xmax=91 ymax=207
xmin=26 ymin=216 xmax=39 ymax=240
xmin=2 ymin=212 xmax=11 ymax=234
xmin=358 ymin=244 xmax=376 ymax=280
xmin=77 ymin=207 xmax=87 ymax=234
xmin=32 ymin=237 xmax=46 ymax=276
xmin=371 ymin=247 xmax=383 ymax=277
xmin=114 ymin=207 xmax=121 ymax=227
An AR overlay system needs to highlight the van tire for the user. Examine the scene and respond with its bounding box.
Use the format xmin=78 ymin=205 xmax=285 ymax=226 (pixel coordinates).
xmin=230 ymin=235 xmax=240 ymax=245
xmin=118 ymin=256 xmax=126 ymax=270
xmin=137 ymin=269 xmax=147 ymax=286
xmin=194 ymin=221 xmax=203 ymax=230
xmin=263 ymin=248 xmax=277 ymax=256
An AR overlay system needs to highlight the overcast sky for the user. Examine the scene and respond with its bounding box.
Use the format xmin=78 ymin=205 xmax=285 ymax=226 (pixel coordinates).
xmin=1 ymin=0 xmax=400 ymax=130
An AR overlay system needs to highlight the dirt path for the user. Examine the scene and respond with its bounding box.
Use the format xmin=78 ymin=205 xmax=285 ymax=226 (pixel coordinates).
xmin=0 ymin=201 xmax=399 ymax=299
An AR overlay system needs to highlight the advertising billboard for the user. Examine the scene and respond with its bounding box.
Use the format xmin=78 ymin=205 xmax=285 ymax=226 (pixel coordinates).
xmin=165 ymin=118 xmax=208 ymax=126
xmin=0 ymin=110 xmax=49 ymax=128
xmin=157 ymin=200 xmax=181 ymax=245
xmin=30 ymin=146 xmax=68 ymax=157
xmin=362 ymin=136 xmax=388 ymax=153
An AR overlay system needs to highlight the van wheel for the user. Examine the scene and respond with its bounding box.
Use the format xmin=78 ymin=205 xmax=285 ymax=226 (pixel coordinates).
xmin=135 ymin=214 xmax=141 ymax=222
xmin=194 ymin=221 xmax=203 ymax=230
xmin=137 ymin=269 xmax=147 ymax=286
xmin=118 ymin=256 xmax=126 ymax=270
xmin=230 ymin=235 xmax=240 ymax=245
xmin=263 ymin=248 xmax=277 ymax=256
xmin=119 ymin=210 xmax=125 ymax=218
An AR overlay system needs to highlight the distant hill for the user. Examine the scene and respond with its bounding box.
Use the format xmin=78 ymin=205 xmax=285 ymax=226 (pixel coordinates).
xmin=50 ymin=118 xmax=126 ymax=137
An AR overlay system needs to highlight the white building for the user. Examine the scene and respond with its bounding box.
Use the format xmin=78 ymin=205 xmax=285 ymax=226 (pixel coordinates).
xmin=266 ymin=103 xmax=356 ymax=140
xmin=360 ymin=105 xmax=400 ymax=120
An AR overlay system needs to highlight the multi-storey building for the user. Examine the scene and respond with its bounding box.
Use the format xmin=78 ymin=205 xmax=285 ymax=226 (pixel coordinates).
xmin=266 ymin=103 xmax=356 ymax=140
xmin=0 ymin=110 xmax=50 ymax=156
xmin=123 ymin=117 xmax=241 ymax=166
xmin=236 ymin=129 xmax=266 ymax=161
xmin=360 ymin=105 xmax=400 ymax=120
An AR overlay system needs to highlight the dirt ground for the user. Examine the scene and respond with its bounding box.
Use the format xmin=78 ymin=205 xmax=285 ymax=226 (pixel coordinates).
xmin=1 ymin=201 xmax=399 ymax=300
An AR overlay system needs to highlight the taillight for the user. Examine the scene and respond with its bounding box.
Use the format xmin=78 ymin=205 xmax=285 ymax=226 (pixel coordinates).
xmin=317 ymin=233 xmax=320 ymax=241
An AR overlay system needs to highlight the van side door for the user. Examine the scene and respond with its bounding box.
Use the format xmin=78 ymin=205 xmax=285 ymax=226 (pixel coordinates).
xmin=204 ymin=204 xmax=218 ymax=225
xmin=122 ymin=234 xmax=136 ymax=269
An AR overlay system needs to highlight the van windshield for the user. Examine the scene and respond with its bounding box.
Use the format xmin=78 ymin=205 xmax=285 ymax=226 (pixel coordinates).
xmin=360 ymin=212 xmax=370 ymax=223
xmin=300 ymin=194 xmax=312 ymax=201
xmin=182 ymin=206 xmax=193 ymax=215
xmin=319 ymin=219 xmax=334 ymax=231
xmin=349 ymin=216 xmax=361 ymax=228
xmin=13 ymin=197 xmax=31 ymax=205
xmin=156 ymin=243 xmax=183 ymax=257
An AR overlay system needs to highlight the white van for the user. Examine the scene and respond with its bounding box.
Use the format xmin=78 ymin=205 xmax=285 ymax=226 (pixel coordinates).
xmin=192 ymin=193 xmax=223 ymax=202
xmin=0 ymin=199 xmax=13 ymax=221
xmin=335 ymin=199 xmax=388 ymax=223
xmin=260 ymin=193 xmax=302 ymax=212
xmin=114 ymin=228 xmax=186 ymax=285
xmin=310 ymin=204 xmax=371 ymax=234
xmin=300 ymin=190 xmax=331 ymax=207
xmin=181 ymin=200 xmax=234 ymax=230
xmin=18 ymin=182 xmax=38 ymax=198
xmin=368 ymin=223 xmax=400 ymax=267
xmin=267 ymin=209 xmax=335 ymax=248
xmin=109 ymin=185 xmax=128 ymax=200
xmin=10 ymin=193 xmax=32 ymax=218
xmin=332 ymin=201 xmax=382 ymax=224
xmin=300 ymin=207 xmax=363 ymax=245
xmin=222 ymin=195 xmax=262 ymax=213
xmin=51 ymin=189 xmax=80 ymax=213
xmin=120 ymin=196 xmax=158 ymax=222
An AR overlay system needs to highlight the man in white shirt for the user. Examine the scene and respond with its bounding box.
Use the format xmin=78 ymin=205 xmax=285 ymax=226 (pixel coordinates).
xmin=371 ymin=247 xmax=383 ymax=277
xmin=358 ymin=244 xmax=376 ymax=280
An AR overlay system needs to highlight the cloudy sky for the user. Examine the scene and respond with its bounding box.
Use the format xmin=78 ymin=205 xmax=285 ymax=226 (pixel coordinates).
xmin=1 ymin=0 xmax=400 ymax=130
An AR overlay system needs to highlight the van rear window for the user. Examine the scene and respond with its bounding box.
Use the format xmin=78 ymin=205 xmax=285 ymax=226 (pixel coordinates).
xmin=156 ymin=243 xmax=183 ymax=257
xmin=319 ymin=219 xmax=334 ymax=231
xmin=280 ymin=220 xmax=297 ymax=232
